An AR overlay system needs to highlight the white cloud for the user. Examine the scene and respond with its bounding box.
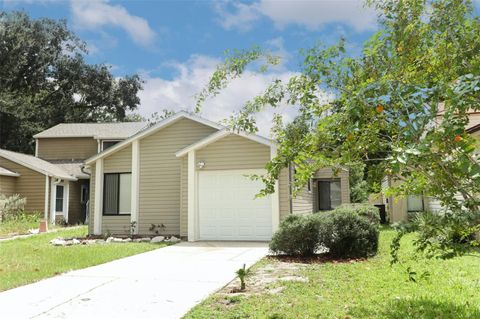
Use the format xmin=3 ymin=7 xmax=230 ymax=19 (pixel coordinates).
xmin=137 ymin=54 xmax=301 ymax=137
xmin=70 ymin=0 xmax=156 ymax=47
xmin=215 ymin=0 xmax=377 ymax=33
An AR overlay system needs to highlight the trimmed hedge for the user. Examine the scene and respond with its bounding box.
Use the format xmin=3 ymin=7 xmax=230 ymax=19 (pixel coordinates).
xmin=269 ymin=214 xmax=322 ymax=256
xmin=269 ymin=204 xmax=380 ymax=258
xmin=319 ymin=210 xmax=379 ymax=258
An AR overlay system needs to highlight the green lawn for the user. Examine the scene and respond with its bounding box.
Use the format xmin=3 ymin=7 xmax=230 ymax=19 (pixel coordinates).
xmin=0 ymin=214 xmax=47 ymax=238
xmin=185 ymin=229 xmax=480 ymax=319
xmin=0 ymin=226 xmax=166 ymax=291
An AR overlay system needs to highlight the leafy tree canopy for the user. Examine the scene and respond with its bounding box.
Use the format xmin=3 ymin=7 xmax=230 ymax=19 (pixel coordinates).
xmin=197 ymin=0 xmax=480 ymax=258
xmin=0 ymin=11 xmax=142 ymax=153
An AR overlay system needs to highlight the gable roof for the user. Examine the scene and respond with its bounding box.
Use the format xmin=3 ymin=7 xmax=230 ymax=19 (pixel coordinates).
xmin=0 ymin=166 xmax=20 ymax=177
xmin=175 ymin=129 xmax=272 ymax=158
xmin=0 ymin=149 xmax=76 ymax=181
xmin=33 ymin=122 xmax=148 ymax=139
xmin=85 ymin=111 xmax=225 ymax=165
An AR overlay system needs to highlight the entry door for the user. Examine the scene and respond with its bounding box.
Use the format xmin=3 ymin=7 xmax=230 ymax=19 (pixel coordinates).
xmin=198 ymin=169 xmax=272 ymax=241
xmin=318 ymin=181 xmax=331 ymax=211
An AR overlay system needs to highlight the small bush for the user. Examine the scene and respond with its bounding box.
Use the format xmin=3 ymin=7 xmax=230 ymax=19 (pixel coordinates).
xmin=335 ymin=203 xmax=380 ymax=224
xmin=0 ymin=194 xmax=27 ymax=221
xmin=319 ymin=209 xmax=379 ymax=258
xmin=269 ymin=214 xmax=322 ymax=256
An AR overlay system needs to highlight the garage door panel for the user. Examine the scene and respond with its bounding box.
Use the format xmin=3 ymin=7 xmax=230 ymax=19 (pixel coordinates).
xmin=198 ymin=170 xmax=272 ymax=241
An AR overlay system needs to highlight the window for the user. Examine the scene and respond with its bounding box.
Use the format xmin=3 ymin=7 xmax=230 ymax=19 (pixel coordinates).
xmin=318 ymin=180 xmax=342 ymax=211
xmin=103 ymin=173 xmax=131 ymax=215
xmin=102 ymin=140 xmax=121 ymax=151
xmin=80 ymin=184 xmax=89 ymax=204
xmin=55 ymin=185 xmax=64 ymax=213
xmin=407 ymin=195 xmax=424 ymax=212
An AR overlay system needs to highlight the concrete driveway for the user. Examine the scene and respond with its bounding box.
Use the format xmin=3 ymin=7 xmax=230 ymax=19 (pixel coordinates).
xmin=0 ymin=241 xmax=268 ymax=319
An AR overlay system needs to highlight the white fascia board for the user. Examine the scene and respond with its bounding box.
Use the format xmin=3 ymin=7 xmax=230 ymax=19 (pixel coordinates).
xmin=85 ymin=111 xmax=225 ymax=165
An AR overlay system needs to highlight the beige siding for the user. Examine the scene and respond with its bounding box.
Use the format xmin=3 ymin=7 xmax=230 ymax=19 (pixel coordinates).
xmin=0 ymin=157 xmax=46 ymax=213
xmin=104 ymin=145 xmax=132 ymax=173
xmin=180 ymin=157 xmax=188 ymax=237
xmin=102 ymin=215 xmax=131 ymax=234
xmin=292 ymin=165 xmax=314 ymax=214
xmin=139 ymin=118 xmax=217 ymax=235
xmin=0 ymin=175 xmax=17 ymax=196
xmin=68 ymin=180 xmax=88 ymax=225
xmin=37 ymin=137 xmax=98 ymax=160
xmin=88 ymin=166 xmax=96 ymax=234
xmin=196 ymin=135 xmax=270 ymax=170
xmin=278 ymin=168 xmax=291 ymax=221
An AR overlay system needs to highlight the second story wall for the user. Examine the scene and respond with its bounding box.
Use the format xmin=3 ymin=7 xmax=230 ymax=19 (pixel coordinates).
xmin=37 ymin=137 xmax=98 ymax=161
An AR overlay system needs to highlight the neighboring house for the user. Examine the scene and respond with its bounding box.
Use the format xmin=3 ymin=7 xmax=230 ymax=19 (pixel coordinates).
xmin=383 ymin=113 xmax=480 ymax=223
xmin=84 ymin=111 xmax=350 ymax=241
xmin=0 ymin=122 xmax=147 ymax=224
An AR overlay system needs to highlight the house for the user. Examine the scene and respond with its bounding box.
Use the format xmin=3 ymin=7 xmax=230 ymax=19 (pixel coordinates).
xmin=383 ymin=112 xmax=480 ymax=223
xmin=0 ymin=122 xmax=147 ymax=224
xmin=84 ymin=111 xmax=350 ymax=241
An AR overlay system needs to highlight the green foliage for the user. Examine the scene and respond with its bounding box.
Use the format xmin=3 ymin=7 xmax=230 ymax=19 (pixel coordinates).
xmin=319 ymin=209 xmax=380 ymax=258
xmin=335 ymin=203 xmax=381 ymax=224
xmin=197 ymin=0 xmax=480 ymax=260
xmin=270 ymin=205 xmax=379 ymax=258
xmin=0 ymin=11 xmax=142 ymax=153
xmin=269 ymin=214 xmax=322 ymax=256
xmin=0 ymin=194 xmax=27 ymax=221
xmin=391 ymin=211 xmax=480 ymax=264
xmin=349 ymin=163 xmax=370 ymax=203
xmin=235 ymin=264 xmax=249 ymax=291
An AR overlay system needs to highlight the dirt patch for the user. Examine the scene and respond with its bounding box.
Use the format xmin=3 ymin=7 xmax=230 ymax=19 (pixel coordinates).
xmin=220 ymin=260 xmax=308 ymax=298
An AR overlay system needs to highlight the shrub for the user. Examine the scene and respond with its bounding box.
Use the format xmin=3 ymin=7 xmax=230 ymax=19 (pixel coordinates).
xmin=319 ymin=209 xmax=379 ymax=258
xmin=335 ymin=203 xmax=380 ymax=224
xmin=269 ymin=214 xmax=322 ymax=256
xmin=0 ymin=194 xmax=27 ymax=221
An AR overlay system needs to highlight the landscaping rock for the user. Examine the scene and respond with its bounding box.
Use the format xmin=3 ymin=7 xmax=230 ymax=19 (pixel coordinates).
xmin=50 ymin=238 xmax=67 ymax=246
xmin=96 ymin=239 xmax=106 ymax=244
xmin=150 ymin=236 xmax=165 ymax=243
xmin=106 ymin=237 xmax=114 ymax=243
xmin=166 ymin=236 xmax=180 ymax=243
xmin=28 ymin=229 xmax=39 ymax=234
xmin=123 ymin=238 xmax=132 ymax=242
xmin=85 ymin=239 xmax=97 ymax=245
xmin=112 ymin=238 xmax=124 ymax=243
xmin=72 ymin=238 xmax=81 ymax=245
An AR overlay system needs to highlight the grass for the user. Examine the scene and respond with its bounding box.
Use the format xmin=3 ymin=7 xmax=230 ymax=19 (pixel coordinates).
xmin=0 ymin=213 xmax=46 ymax=238
xmin=185 ymin=229 xmax=480 ymax=319
xmin=0 ymin=226 xmax=167 ymax=291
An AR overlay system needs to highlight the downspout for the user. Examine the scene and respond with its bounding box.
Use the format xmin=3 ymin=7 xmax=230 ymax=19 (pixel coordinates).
xmin=288 ymin=163 xmax=293 ymax=214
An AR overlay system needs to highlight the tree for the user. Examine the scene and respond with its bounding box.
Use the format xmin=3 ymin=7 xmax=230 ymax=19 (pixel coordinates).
xmin=196 ymin=0 xmax=480 ymax=258
xmin=0 ymin=11 xmax=142 ymax=153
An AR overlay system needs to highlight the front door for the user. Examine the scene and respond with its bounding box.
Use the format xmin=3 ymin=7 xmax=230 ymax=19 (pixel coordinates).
xmin=318 ymin=181 xmax=331 ymax=211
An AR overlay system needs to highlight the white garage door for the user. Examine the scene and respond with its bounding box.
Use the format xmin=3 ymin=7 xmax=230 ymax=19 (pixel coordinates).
xmin=198 ymin=169 xmax=272 ymax=241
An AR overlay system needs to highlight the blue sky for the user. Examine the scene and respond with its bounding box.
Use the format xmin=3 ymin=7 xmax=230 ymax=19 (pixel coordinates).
xmin=1 ymin=0 xmax=379 ymax=135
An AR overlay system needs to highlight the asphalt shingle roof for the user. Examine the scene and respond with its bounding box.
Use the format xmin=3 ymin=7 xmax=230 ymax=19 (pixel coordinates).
xmin=0 ymin=149 xmax=75 ymax=180
xmin=33 ymin=122 xmax=148 ymax=139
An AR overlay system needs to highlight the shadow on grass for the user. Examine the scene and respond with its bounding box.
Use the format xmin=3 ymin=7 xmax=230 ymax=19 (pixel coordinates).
xmin=353 ymin=297 xmax=480 ymax=319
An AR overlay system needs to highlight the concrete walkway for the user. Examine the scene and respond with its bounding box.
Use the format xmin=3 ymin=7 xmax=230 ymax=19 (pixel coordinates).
xmin=0 ymin=241 xmax=268 ymax=319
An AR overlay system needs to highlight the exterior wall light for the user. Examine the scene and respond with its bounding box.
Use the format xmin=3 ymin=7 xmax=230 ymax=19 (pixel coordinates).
xmin=197 ymin=161 xmax=205 ymax=169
